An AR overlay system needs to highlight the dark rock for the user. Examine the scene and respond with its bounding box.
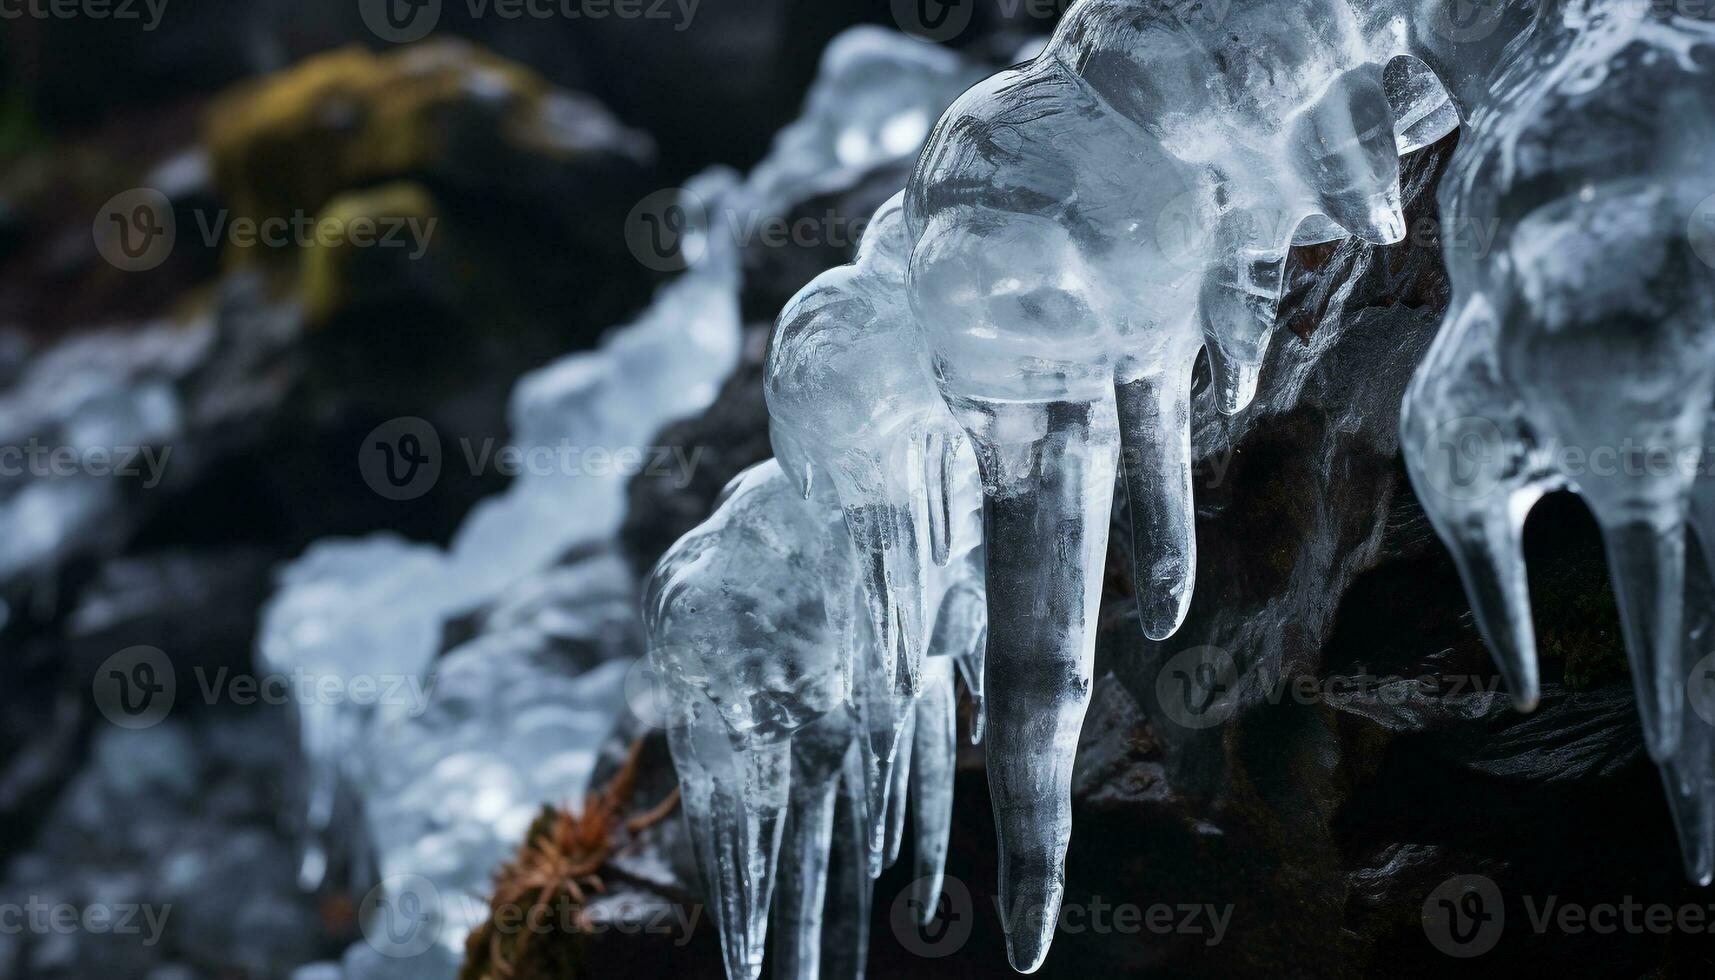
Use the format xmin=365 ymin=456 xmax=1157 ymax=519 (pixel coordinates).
xmin=64 ymin=547 xmax=275 ymax=686
xmin=0 ymin=711 xmax=354 ymax=980
xmin=619 ymin=328 xmax=774 ymax=578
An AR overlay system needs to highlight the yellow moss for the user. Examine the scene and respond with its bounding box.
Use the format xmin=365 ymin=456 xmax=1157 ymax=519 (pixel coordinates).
xmin=203 ymin=40 xmax=553 ymax=247
xmin=298 ymin=180 xmax=439 ymax=325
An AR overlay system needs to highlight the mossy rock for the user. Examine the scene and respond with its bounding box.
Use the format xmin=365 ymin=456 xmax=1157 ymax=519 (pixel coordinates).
xmin=298 ymin=180 xmax=441 ymax=324
xmin=203 ymin=40 xmax=651 ymax=261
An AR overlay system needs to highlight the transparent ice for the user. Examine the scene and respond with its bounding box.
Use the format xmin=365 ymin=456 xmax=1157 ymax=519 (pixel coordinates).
xmin=271 ymin=27 xmax=992 ymax=979
xmin=1401 ymin=0 xmax=1715 ymax=882
xmin=363 ymin=645 xmax=632 ymax=953
xmin=645 ymin=460 xmax=857 ymax=980
xmin=744 ymin=27 xmax=987 ymax=213
xmin=896 ymin=1 xmax=1486 ymax=964
xmin=645 ymin=456 xmax=985 ymax=980
xmin=256 ymin=167 xmax=743 ymax=892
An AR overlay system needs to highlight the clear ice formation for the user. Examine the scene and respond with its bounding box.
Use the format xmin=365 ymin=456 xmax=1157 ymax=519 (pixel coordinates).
xmin=745 ymin=27 xmax=988 ymax=210
xmin=260 ymin=27 xmax=981 ymax=904
xmin=697 ymin=4 xmax=1577 ymax=973
xmin=257 ymin=168 xmax=743 ymax=892
xmin=646 ymin=461 xmax=852 ymax=980
xmin=262 ymin=30 xmax=995 ymax=980
xmin=645 ymin=456 xmax=986 ymax=980
xmin=894 ymin=2 xmax=1487 ymax=966
xmin=364 ymin=645 xmax=632 ymax=952
xmin=1399 ymin=0 xmax=1715 ymax=882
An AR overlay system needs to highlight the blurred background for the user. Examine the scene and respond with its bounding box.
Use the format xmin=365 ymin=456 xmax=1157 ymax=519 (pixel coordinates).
xmin=0 ymin=2 xmax=1049 ymax=977
xmin=8 ymin=3 xmax=1715 ymax=979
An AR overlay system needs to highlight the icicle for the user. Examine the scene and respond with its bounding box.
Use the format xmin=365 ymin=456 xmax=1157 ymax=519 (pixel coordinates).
xmin=910 ymin=656 xmax=960 ymax=921
xmin=853 ymin=610 xmax=915 ymax=878
xmin=1115 ymin=360 xmax=1201 ymax=641
xmin=884 ymin=708 xmax=917 ymax=870
xmin=1400 ymin=0 xmax=1715 ymax=879
xmin=1667 ymin=558 xmax=1715 ymax=886
xmin=767 ymin=194 xmax=978 ymax=697
xmin=666 ymin=707 xmax=789 ymax=980
xmin=645 ymin=461 xmax=860 ymax=980
xmin=819 ymin=756 xmax=875 ymax=980
xmin=775 ymin=709 xmax=859 ymax=979
xmin=960 ymin=396 xmax=1118 ymax=972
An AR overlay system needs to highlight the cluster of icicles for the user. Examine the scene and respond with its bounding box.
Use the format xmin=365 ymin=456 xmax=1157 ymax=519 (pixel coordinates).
xmin=643 ymin=2 xmax=1715 ymax=975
